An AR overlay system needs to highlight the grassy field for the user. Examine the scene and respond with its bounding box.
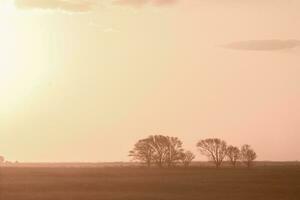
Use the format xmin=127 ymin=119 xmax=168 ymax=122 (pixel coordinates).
xmin=0 ymin=165 xmax=299 ymax=200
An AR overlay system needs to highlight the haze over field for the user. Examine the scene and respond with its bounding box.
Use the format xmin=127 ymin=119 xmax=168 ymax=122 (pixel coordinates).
xmin=0 ymin=0 xmax=299 ymax=162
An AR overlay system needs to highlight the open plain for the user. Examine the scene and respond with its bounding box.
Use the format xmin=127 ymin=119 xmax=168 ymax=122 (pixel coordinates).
xmin=0 ymin=164 xmax=299 ymax=200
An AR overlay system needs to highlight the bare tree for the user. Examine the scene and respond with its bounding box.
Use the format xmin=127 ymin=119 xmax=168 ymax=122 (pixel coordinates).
xmin=196 ymin=138 xmax=228 ymax=168
xmin=147 ymin=135 xmax=168 ymax=168
xmin=129 ymin=135 xmax=184 ymax=168
xmin=180 ymin=151 xmax=195 ymax=168
xmin=241 ymin=144 xmax=257 ymax=168
xmin=165 ymin=136 xmax=184 ymax=167
xmin=226 ymin=145 xmax=240 ymax=168
xmin=129 ymin=138 xmax=154 ymax=167
xmin=148 ymin=135 xmax=184 ymax=168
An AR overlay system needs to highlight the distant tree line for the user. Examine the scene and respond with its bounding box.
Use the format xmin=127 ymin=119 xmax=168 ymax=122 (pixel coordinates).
xmin=129 ymin=135 xmax=257 ymax=168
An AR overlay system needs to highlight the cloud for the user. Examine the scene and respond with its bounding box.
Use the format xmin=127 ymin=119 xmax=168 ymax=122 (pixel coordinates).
xmin=222 ymin=40 xmax=300 ymax=51
xmin=14 ymin=0 xmax=97 ymax=13
xmin=112 ymin=0 xmax=177 ymax=7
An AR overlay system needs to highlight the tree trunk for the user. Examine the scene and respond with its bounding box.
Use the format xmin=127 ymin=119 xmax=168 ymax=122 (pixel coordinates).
xmin=233 ymin=161 xmax=236 ymax=168
xmin=146 ymin=161 xmax=151 ymax=168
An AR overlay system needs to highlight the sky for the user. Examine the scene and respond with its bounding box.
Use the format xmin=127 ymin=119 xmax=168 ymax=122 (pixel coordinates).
xmin=0 ymin=0 xmax=299 ymax=162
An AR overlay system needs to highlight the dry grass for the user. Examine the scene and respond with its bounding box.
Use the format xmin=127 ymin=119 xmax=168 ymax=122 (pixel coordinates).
xmin=0 ymin=165 xmax=299 ymax=200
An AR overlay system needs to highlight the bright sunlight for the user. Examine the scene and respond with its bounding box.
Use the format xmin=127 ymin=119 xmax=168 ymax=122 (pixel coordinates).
xmin=0 ymin=1 xmax=51 ymax=114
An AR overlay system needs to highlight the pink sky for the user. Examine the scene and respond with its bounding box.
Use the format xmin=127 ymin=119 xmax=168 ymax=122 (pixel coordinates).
xmin=0 ymin=0 xmax=299 ymax=162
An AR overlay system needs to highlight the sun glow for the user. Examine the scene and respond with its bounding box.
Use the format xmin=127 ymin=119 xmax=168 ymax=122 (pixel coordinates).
xmin=0 ymin=1 xmax=52 ymax=114
xmin=0 ymin=0 xmax=16 ymax=14
xmin=0 ymin=3 xmax=22 ymax=110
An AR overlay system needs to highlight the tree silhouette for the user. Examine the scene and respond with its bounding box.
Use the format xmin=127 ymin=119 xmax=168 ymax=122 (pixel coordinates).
xmin=180 ymin=151 xmax=195 ymax=168
xmin=164 ymin=136 xmax=184 ymax=167
xmin=147 ymin=135 xmax=168 ymax=168
xmin=129 ymin=138 xmax=154 ymax=167
xmin=129 ymin=135 xmax=184 ymax=168
xmin=241 ymin=144 xmax=257 ymax=168
xmin=226 ymin=145 xmax=240 ymax=168
xmin=197 ymin=138 xmax=227 ymax=168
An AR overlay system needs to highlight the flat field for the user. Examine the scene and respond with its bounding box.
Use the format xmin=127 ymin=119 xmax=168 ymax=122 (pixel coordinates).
xmin=0 ymin=165 xmax=299 ymax=200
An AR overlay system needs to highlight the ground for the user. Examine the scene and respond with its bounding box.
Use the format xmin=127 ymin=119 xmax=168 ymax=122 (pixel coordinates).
xmin=0 ymin=165 xmax=299 ymax=200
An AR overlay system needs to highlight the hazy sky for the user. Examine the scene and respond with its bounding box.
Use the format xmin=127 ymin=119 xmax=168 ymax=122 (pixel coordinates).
xmin=0 ymin=0 xmax=299 ymax=162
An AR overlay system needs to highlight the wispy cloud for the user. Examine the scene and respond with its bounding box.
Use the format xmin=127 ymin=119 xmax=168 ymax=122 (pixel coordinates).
xmin=112 ymin=0 xmax=177 ymax=7
xmin=14 ymin=0 xmax=97 ymax=13
xmin=222 ymin=40 xmax=300 ymax=51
